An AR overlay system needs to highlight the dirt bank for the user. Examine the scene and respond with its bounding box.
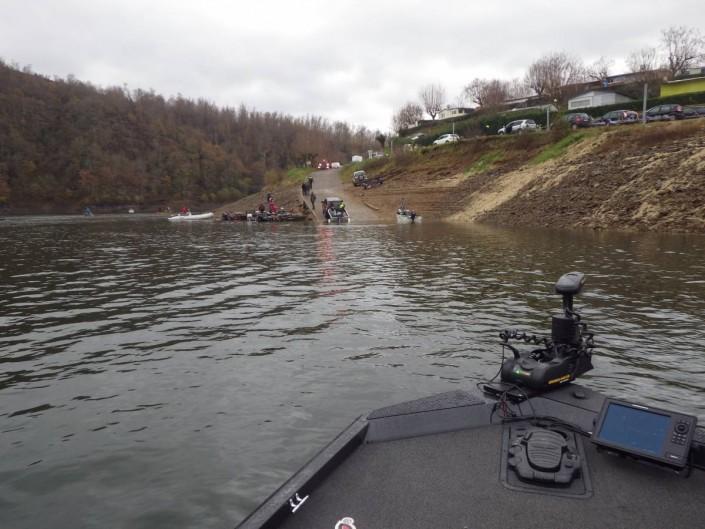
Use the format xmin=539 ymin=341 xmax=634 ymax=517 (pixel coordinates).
xmin=347 ymin=120 xmax=705 ymax=232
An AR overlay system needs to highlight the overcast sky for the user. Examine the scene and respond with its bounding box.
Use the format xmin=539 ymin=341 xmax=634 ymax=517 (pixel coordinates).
xmin=2 ymin=1 xmax=704 ymax=131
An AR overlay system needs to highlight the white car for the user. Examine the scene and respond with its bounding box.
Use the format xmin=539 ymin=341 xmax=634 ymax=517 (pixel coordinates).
xmin=498 ymin=119 xmax=538 ymax=135
xmin=433 ymin=133 xmax=460 ymax=145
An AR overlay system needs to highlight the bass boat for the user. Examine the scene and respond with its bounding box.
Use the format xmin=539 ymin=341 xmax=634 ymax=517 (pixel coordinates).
xmin=236 ymin=273 xmax=704 ymax=529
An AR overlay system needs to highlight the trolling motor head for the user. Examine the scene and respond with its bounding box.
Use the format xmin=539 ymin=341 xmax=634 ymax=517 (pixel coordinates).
xmin=552 ymin=271 xmax=585 ymax=346
xmin=499 ymin=272 xmax=594 ymax=393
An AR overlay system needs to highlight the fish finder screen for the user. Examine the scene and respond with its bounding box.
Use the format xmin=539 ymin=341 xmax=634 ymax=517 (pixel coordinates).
xmin=598 ymin=403 xmax=669 ymax=454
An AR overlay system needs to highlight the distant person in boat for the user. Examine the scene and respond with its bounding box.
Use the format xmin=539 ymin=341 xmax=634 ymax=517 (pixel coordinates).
xmin=338 ymin=201 xmax=346 ymax=211
xmin=180 ymin=206 xmax=190 ymax=215
xmin=258 ymin=203 xmax=266 ymax=213
xmin=268 ymin=200 xmax=279 ymax=214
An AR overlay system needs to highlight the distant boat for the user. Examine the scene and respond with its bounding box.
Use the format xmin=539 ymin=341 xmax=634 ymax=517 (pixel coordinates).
xmin=167 ymin=212 xmax=214 ymax=222
xmin=396 ymin=200 xmax=421 ymax=223
xmin=128 ymin=208 xmax=135 ymax=214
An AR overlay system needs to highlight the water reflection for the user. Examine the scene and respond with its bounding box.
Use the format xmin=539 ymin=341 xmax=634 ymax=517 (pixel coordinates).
xmin=1 ymin=216 xmax=704 ymax=528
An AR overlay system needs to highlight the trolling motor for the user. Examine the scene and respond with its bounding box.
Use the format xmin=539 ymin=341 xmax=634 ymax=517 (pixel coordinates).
xmin=499 ymin=272 xmax=594 ymax=392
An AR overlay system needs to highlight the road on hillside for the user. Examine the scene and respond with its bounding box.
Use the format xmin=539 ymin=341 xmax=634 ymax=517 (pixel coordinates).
xmin=306 ymin=168 xmax=380 ymax=222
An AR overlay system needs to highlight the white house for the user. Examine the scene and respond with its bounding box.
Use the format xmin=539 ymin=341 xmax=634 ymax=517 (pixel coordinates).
xmin=437 ymin=107 xmax=473 ymax=120
xmin=567 ymin=91 xmax=634 ymax=110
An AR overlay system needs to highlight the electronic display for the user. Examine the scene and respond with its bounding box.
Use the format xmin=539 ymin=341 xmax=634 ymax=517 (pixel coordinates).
xmin=592 ymin=398 xmax=697 ymax=469
xmin=598 ymin=403 xmax=669 ymax=454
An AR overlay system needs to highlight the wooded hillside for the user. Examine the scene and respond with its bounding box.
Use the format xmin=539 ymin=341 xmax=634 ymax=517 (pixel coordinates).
xmin=0 ymin=61 xmax=376 ymax=210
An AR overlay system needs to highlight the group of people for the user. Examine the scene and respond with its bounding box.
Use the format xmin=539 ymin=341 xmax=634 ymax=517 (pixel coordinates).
xmin=301 ymin=175 xmax=316 ymax=209
xmin=301 ymin=175 xmax=313 ymax=196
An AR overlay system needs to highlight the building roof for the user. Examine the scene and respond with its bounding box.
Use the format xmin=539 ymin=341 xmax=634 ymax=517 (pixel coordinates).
xmin=663 ymin=76 xmax=705 ymax=84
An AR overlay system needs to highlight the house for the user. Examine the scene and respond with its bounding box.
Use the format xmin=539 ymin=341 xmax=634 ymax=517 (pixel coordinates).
xmin=437 ymin=107 xmax=473 ymax=120
xmin=660 ymin=76 xmax=705 ymax=97
xmin=567 ymin=90 xmax=634 ymax=110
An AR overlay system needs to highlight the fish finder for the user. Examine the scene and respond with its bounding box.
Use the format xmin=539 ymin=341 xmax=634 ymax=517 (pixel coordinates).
xmin=591 ymin=398 xmax=698 ymax=469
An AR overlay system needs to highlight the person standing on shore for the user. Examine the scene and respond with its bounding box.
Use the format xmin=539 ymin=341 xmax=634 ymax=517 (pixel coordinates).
xmin=310 ymin=191 xmax=316 ymax=209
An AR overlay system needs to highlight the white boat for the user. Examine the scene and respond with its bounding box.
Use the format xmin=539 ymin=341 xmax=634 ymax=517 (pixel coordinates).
xmin=167 ymin=212 xmax=214 ymax=222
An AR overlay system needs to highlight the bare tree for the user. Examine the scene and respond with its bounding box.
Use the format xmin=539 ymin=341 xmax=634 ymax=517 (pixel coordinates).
xmin=627 ymin=47 xmax=660 ymax=73
xmin=508 ymin=77 xmax=533 ymax=99
xmin=661 ymin=26 xmax=705 ymax=78
xmin=464 ymin=78 xmax=511 ymax=108
xmin=419 ymin=84 xmax=446 ymax=120
xmin=524 ymin=52 xmax=586 ymax=101
xmin=392 ymin=102 xmax=424 ymax=132
xmin=626 ymin=47 xmax=664 ymax=83
xmin=586 ymin=56 xmax=613 ymax=81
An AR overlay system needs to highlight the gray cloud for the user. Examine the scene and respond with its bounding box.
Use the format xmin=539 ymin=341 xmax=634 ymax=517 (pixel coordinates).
xmin=2 ymin=0 xmax=704 ymax=130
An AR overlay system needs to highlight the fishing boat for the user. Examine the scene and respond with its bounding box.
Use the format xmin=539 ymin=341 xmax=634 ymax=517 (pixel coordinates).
xmin=322 ymin=197 xmax=350 ymax=224
xmin=167 ymin=212 xmax=214 ymax=222
xmin=396 ymin=200 xmax=421 ymax=223
xmin=236 ymin=273 xmax=704 ymax=529
xmin=222 ymin=211 xmax=307 ymax=222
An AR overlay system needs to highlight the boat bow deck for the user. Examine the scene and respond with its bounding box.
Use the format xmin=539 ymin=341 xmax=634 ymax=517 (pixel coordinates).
xmin=238 ymin=386 xmax=705 ymax=529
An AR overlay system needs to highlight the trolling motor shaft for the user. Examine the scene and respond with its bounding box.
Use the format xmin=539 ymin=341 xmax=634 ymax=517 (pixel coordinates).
xmin=500 ymin=272 xmax=594 ymax=392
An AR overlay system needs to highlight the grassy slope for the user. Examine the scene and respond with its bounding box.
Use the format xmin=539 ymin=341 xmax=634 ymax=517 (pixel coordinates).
xmin=352 ymin=121 xmax=705 ymax=231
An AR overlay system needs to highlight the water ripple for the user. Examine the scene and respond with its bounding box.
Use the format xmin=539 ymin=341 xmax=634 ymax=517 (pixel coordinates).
xmin=1 ymin=218 xmax=705 ymax=528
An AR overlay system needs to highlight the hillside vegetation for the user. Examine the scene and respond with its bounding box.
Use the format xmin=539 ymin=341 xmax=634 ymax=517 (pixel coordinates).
xmin=0 ymin=61 xmax=374 ymax=211
xmin=347 ymin=120 xmax=705 ymax=232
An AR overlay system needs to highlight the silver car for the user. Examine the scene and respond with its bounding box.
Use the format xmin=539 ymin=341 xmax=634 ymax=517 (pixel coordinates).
xmin=498 ymin=119 xmax=538 ymax=135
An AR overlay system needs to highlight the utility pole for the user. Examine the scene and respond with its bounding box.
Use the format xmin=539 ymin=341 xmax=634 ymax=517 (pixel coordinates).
xmin=546 ymin=105 xmax=550 ymax=131
xmin=642 ymin=83 xmax=648 ymax=124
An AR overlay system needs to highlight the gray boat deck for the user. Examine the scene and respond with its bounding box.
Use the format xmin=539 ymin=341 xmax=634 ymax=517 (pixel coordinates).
xmin=239 ymin=386 xmax=705 ymax=529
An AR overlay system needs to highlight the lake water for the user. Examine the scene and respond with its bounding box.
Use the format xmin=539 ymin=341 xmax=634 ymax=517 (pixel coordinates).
xmin=1 ymin=216 xmax=705 ymax=528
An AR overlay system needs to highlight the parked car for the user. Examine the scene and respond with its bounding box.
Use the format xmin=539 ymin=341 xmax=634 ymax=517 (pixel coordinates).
xmin=409 ymin=133 xmax=426 ymax=143
xmin=688 ymin=105 xmax=705 ymax=117
xmin=352 ymin=170 xmax=367 ymax=186
xmin=433 ymin=133 xmax=460 ymax=145
xmin=317 ymin=160 xmax=330 ymax=169
xmin=645 ymin=104 xmax=686 ymax=121
xmin=592 ymin=110 xmax=639 ymax=126
xmin=563 ymin=113 xmax=593 ymax=129
xmin=497 ymin=119 xmax=538 ymax=134
xmin=680 ymin=106 xmax=702 ymax=119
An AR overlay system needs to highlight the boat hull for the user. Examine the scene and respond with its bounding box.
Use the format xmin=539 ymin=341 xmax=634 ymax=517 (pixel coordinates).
xmin=167 ymin=212 xmax=214 ymax=221
xmin=396 ymin=213 xmax=422 ymax=224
